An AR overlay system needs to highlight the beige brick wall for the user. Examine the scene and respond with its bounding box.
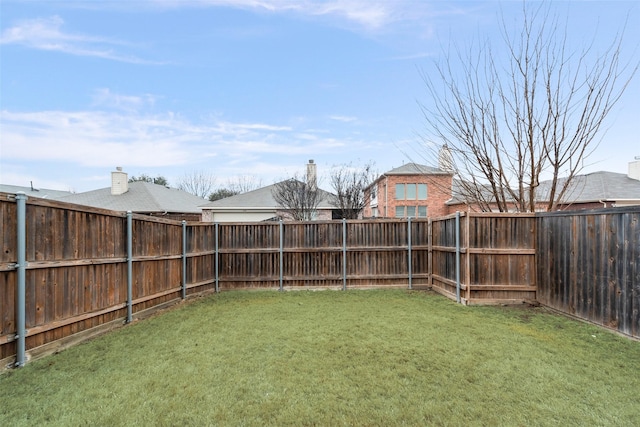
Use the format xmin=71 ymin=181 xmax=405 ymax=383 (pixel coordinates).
xmin=363 ymin=174 xmax=453 ymax=218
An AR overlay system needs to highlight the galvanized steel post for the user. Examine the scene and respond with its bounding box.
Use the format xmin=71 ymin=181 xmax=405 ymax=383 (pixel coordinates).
xmin=15 ymin=192 xmax=27 ymax=367
xmin=408 ymin=217 xmax=413 ymax=290
xmin=279 ymin=220 xmax=284 ymax=291
xmin=455 ymin=211 xmax=461 ymax=304
xmin=342 ymin=219 xmax=347 ymax=291
xmin=181 ymin=220 xmax=187 ymax=300
xmin=126 ymin=211 xmax=133 ymax=323
xmin=215 ymin=223 xmax=219 ymax=293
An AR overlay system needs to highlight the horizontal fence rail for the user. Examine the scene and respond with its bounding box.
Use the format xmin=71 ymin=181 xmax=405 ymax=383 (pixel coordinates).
xmin=1 ymin=192 xmax=638 ymax=367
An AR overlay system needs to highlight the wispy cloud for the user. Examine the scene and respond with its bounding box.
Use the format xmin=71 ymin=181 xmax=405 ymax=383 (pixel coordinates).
xmin=0 ymin=109 xmax=354 ymax=169
xmin=92 ymin=89 xmax=159 ymax=112
xmin=329 ymin=115 xmax=358 ymax=123
xmin=0 ymin=16 xmax=160 ymax=64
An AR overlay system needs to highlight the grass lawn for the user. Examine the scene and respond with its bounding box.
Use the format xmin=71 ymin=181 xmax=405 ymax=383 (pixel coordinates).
xmin=1 ymin=289 xmax=639 ymax=426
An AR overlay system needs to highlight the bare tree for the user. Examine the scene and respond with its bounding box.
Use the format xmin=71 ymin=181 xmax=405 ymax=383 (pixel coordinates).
xmin=177 ymin=170 xmax=216 ymax=199
xmin=418 ymin=2 xmax=637 ymax=212
xmin=272 ymin=173 xmax=320 ymax=221
xmin=208 ymin=175 xmax=263 ymax=201
xmin=129 ymin=174 xmax=169 ymax=186
xmin=329 ymin=161 xmax=376 ymax=219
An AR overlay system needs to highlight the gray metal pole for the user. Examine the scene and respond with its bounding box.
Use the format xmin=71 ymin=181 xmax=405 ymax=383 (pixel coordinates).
xmin=182 ymin=220 xmax=187 ymax=300
xmin=215 ymin=223 xmax=219 ymax=293
xmin=342 ymin=219 xmax=347 ymax=291
xmin=455 ymin=211 xmax=461 ymax=304
xmin=15 ymin=192 xmax=27 ymax=367
xmin=126 ymin=211 xmax=133 ymax=323
xmin=279 ymin=220 xmax=284 ymax=291
xmin=408 ymin=217 xmax=413 ymax=290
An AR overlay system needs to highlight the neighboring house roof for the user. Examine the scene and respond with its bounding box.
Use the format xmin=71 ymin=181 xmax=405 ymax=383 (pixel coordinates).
xmin=59 ymin=181 xmax=207 ymax=213
xmin=448 ymin=171 xmax=640 ymax=206
xmin=538 ymin=171 xmax=640 ymax=203
xmin=382 ymin=163 xmax=451 ymax=176
xmin=0 ymin=184 xmax=73 ymax=200
xmin=202 ymin=181 xmax=335 ymax=210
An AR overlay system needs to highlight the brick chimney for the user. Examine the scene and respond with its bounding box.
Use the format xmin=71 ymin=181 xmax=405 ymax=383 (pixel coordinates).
xmin=111 ymin=167 xmax=129 ymax=195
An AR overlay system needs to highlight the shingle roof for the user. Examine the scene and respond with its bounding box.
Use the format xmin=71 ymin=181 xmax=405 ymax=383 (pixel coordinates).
xmin=384 ymin=163 xmax=451 ymax=176
xmin=538 ymin=171 xmax=640 ymax=202
xmin=202 ymin=180 xmax=335 ymax=209
xmin=59 ymin=181 xmax=207 ymax=213
xmin=448 ymin=171 xmax=640 ymax=205
xmin=0 ymin=184 xmax=73 ymax=200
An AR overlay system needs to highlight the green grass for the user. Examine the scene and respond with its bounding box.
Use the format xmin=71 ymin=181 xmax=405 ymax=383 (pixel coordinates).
xmin=1 ymin=290 xmax=639 ymax=426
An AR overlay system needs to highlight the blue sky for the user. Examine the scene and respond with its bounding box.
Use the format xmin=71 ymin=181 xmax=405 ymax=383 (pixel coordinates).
xmin=1 ymin=0 xmax=638 ymax=193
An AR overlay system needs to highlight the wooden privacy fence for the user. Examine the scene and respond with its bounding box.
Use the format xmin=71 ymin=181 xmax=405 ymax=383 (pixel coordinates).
xmin=1 ymin=193 xmax=638 ymax=367
xmin=537 ymin=207 xmax=640 ymax=338
xmin=430 ymin=212 xmax=537 ymax=305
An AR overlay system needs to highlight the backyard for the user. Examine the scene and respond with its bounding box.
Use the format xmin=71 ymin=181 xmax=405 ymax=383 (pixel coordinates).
xmin=1 ymin=289 xmax=639 ymax=426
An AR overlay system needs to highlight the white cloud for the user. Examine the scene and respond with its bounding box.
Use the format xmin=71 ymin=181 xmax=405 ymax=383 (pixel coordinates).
xmin=92 ymin=88 xmax=159 ymax=112
xmin=0 ymin=16 xmax=160 ymax=64
xmin=329 ymin=115 xmax=357 ymax=123
xmin=0 ymin=109 xmax=353 ymax=169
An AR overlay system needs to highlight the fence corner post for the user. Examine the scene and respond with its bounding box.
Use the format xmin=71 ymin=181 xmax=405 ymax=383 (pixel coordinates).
xmin=279 ymin=220 xmax=284 ymax=291
xmin=15 ymin=192 xmax=27 ymax=367
xmin=182 ymin=220 xmax=187 ymax=300
xmin=215 ymin=222 xmax=219 ymax=293
xmin=455 ymin=211 xmax=461 ymax=304
xmin=342 ymin=218 xmax=347 ymax=291
xmin=408 ymin=217 xmax=413 ymax=290
xmin=126 ymin=211 xmax=133 ymax=323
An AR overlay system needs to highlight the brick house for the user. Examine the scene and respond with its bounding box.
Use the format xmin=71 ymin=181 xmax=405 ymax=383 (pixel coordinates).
xmin=363 ymin=163 xmax=454 ymax=218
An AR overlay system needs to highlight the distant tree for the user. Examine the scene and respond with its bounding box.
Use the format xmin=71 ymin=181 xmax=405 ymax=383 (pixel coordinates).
xmin=226 ymin=175 xmax=263 ymax=194
xmin=209 ymin=188 xmax=238 ymax=201
xmin=329 ymin=161 xmax=376 ymax=219
xmin=272 ymin=173 xmax=320 ymax=221
xmin=208 ymin=175 xmax=263 ymax=201
xmin=418 ymin=1 xmax=637 ymax=212
xmin=177 ymin=170 xmax=216 ymax=198
xmin=129 ymin=174 xmax=168 ymax=186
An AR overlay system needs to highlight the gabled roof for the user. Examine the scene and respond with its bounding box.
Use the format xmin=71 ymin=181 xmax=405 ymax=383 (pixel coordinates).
xmin=59 ymin=181 xmax=207 ymax=213
xmin=0 ymin=184 xmax=73 ymax=200
xmin=448 ymin=171 xmax=640 ymax=205
xmin=202 ymin=180 xmax=335 ymax=210
xmin=538 ymin=171 xmax=640 ymax=202
xmin=383 ymin=163 xmax=451 ymax=176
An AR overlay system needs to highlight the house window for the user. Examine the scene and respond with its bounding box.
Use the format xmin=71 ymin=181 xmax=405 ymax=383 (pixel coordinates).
xmin=396 ymin=206 xmax=428 ymax=218
xmin=406 ymin=184 xmax=416 ymax=199
xmin=396 ymin=183 xmax=428 ymax=200
xmin=418 ymin=184 xmax=427 ymax=200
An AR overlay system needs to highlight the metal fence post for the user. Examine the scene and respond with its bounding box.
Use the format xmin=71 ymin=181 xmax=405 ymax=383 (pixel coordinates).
xmin=215 ymin=223 xmax=219 ymax=293
xmin=342 ymin=219 xmax=347 ymax=291
xmin=182 ymin=220 xmax=187 ymax=300
xmin=126 ymin=211 xmax=133 ymax=323
xmin=279 ymin=220 xmax=284 ymax=291
xmin=15 ymin=192 xmax=27 ymax=367
xmin=455 ymin=211 xmax=461 ymax=304
xmin=408 ymin=217 xmax=413 ymax=290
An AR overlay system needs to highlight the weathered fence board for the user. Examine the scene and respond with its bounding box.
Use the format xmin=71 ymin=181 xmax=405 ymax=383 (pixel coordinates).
xmin=537 ymin=207 xmax=640 ymax=338
xmin=430 ymin=213 xmax=536 ymax=304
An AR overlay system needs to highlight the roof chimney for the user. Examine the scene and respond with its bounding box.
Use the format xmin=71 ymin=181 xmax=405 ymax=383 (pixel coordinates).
xmin=438 ymin=144 xmax=454 ymax=172
xmin=629 ymin=158 xmax=640 ymax=181
xmin=111 ymin=167 xmax=129 ymax=195
xmin=306 ymin=159 xmax=317 ymax=191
